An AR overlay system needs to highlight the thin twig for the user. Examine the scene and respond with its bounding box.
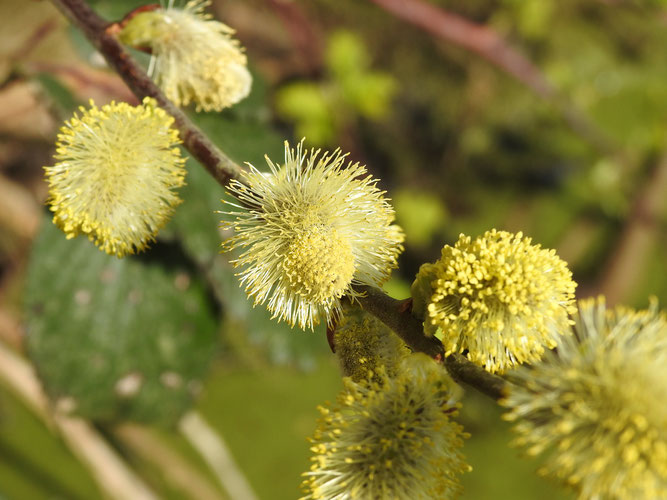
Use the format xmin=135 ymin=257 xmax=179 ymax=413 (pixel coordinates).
xmin=49 ymin=0 xmax=509 ymax=402
xmin=9 ymin=19 xmax=59 ymax=64
xmin=354 ymin=285 xmax=508 ymax=401
xmin=265 ymin=0 xmax=323 ymax=75
xmin=443 ymin=353 xmax=508 ymax=401
xmin=49 ymin=0 xmax=245 ymax=187
xmin=372 ymin=0 xmax=554 ymax=98
xmin=369 ymin=0 xmax=613 ymax=155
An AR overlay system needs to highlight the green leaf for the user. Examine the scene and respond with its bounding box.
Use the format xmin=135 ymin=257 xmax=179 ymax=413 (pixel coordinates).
xmin=274 ymin=82 xmax=336 ymax=146
xmin=25 ymin=217 xmax=219 ymax=425
xmin=393 ymin=189 xmax=448 ymax=248
xmin=325 ymin=30 xmax=369 ymax=78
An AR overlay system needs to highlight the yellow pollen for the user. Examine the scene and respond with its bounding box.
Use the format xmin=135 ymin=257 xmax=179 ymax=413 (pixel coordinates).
xmin=283 ymin=226 xmax=355 ymax=302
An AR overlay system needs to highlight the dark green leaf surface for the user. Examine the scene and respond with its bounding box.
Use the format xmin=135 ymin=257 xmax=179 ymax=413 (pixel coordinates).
xmin=25 ymin=217 xmax=219 ymax=425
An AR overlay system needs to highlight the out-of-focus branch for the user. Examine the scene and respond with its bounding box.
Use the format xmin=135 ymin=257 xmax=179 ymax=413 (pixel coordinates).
xmin=179 ymin=412 xmax=259 ymax=500
xmin=265 ymin=0 xmax=323 ymax=75
xmin=369 ymin=0 xmax=613 ymax=154
xmin=113 ymin=423 xmax=225 ymax=500
xmin=372 ymin=0 xmax=554 ymax=98
xmin=49 ymin=0 xmax=245 ymax=187
xmin=9 ymin=19 xmax=59 ymax=64
xmin=0 ymin=340 xmax=157 ymax=500
xmin=354 ymin=285 xmax=508 ymax=401
xmin=26 ymin=61 xmax=136 ymax=103
xmin=596 ymin=150 xmax=667 ymax=305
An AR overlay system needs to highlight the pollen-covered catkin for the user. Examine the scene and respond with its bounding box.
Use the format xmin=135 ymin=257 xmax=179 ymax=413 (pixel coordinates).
xmin=44 ymin=98 xmax=186 ymax=257
xmin=412 ymin=230 xmax=576 ymax=373
xmin=119 ymin=0 xmax=251 ymax=111
xmin=302 ymin=354 xmax=470 ymax=499
xmin=503 ymin=297 xmax=667 ymax=500
xmin=221 ymin=140 xmax=404 ymax=330
xmin=333 ymin=304 xmax=408 ymax=383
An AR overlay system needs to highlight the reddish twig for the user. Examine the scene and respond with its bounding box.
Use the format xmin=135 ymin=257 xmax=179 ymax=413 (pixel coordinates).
xmin=371 ymin=0 xmax=554 ymax=97
xmin=369 ymin=0 xmax=613 ymax=154
xmin=10 ymin=19 xmax=59 ymax=63
xmin=265 ymin=0 xmax=323 ymax=75
xmin=49 ymin=0 xmax=245 ymax=187
xmin=49 ymin=0 xmax=508 ymax=402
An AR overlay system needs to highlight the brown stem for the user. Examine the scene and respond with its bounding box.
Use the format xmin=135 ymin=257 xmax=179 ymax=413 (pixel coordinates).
xmin=443 ymin=353 xmax=508 ymax=401
xmin=354 ymin=285 xmax=508 ymax=401
xmin=371 ymin=0 xmax=554 ymax=99
xmin=49 ymin=0 xmax=245 ymax=187
xmin=265 ymin=0 xmax=323 ymax=75
xmin=50 ymin=0 xmax=507 ymax=403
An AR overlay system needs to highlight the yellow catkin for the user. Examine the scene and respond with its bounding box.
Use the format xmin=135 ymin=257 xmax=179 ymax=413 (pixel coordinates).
xmin=503 ymin=297 xmax=667 ymax=500
xmin=413 ymin=230 xmax=576 ymax=373
xmin=119 ymin=0 xmax=251 ymax=111
xmin=221 ymin=140 xmax=404 ymax=330
xmin=44 ymin=98 xmax=185 ymax=257
xmin=302 ymin=354 xmax=470 ymax=499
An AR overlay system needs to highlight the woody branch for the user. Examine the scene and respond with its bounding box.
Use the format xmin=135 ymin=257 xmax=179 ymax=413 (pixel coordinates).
xmin=49 ymin=0 xmax=507 ymax=401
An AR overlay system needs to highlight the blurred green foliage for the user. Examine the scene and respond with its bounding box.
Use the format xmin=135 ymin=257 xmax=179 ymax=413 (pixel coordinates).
xmin=275 ymin=30 xmax=396 ymax=145
xmin=0 ymin=388 xmax=101 ymax=499
xmin=393 ymin=188 xmax=449 ymax=248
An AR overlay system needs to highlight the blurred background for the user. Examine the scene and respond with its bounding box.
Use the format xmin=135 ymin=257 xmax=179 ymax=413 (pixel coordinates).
xmin=1 ymin=0 xmax=666 ymax=498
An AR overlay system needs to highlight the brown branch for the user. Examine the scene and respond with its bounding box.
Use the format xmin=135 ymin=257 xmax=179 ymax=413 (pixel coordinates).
xmin=265 ymin=0 xmax=323 ymax=75
xmin=443 ymin=353 xmax=508 ymax=401
xmin=50 ymin=0 xmax=507 ymax=403
xmin=49 ymin=0 xmax=245 ymax=187
xmin=371 ymin=0 xmax=554 ymax=99
xmin=369 ymin=0 xmax=613 ymax=155
xmin=354 ymin=285 xmax=508 ymax=401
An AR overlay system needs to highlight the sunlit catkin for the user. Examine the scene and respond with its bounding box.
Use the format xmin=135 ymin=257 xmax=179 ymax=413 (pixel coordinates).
xmin=44 ymin=98 xmax=185 ymax=257
xmin=412 ymin=230 xmax=576 ymax=373
xmin=119 ymin=0 xmax=251 ymax=111
xmin=503 ymin=297 xmax=667 ymax=500
xmin=302 ymin=354 xmax=470 ymax=499
xmin=221 ymin=140 xmax=404 ymax=330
